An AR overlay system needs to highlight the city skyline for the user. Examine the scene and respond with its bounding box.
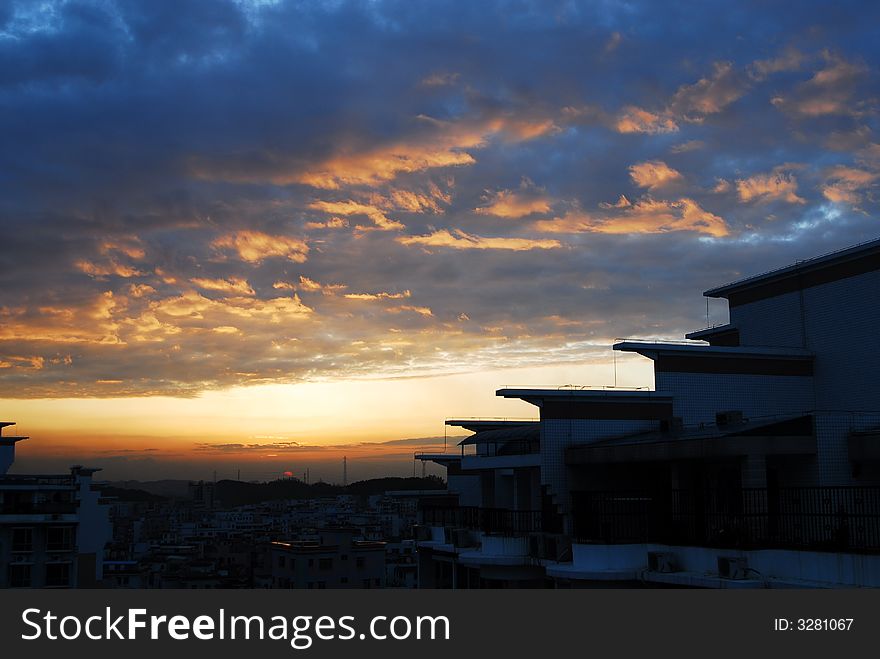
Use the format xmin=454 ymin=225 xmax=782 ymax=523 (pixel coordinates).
xmin=2 ymin=0 xmax=880 ymax=480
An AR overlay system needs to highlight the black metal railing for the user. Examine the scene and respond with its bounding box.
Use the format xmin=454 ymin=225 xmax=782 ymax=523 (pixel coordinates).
xmin=572 ymin=487 xmax=880 ymax=552
xmin=420 ymin=506 xmax=543 ymax=535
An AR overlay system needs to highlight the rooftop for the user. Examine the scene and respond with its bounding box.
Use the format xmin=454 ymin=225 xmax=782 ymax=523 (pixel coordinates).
xmin=703 ymin=237 xmax=880 ymax=302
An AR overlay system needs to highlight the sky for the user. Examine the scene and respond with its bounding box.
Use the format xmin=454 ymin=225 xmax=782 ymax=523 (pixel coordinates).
xmin=1 ymin=0 xmax=879 ymax=481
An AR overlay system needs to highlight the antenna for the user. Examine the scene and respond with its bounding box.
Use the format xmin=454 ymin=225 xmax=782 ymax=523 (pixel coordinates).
xmin=343 ymin=456 xmax=347 ymax=487
xmin=421 ymin=461 xmax=426 ymax=478
xmin=706 ymin=296 xmax=710 ymax=327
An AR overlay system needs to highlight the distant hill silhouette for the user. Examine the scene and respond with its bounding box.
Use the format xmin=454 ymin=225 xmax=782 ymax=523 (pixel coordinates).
xmin=100 ymin=475 xmax=445 ymax=507
xmin=214 ymin=475 xmax=445 ymax=507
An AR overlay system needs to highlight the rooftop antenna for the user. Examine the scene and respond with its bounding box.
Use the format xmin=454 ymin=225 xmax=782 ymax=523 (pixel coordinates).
xmin=706 ymin=296 xmax=710 ymax=327
xmin=343 ymin=456 xmax=347 ymax=487
xmin=421 ymin=461 xmax=426 ymax=478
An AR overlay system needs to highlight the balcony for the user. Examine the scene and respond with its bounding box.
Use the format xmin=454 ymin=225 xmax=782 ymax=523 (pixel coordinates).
xmin=420 ymin=506 xmax=543 ymax=536
xmin=572 ymin=487 xmax=880 ymax=552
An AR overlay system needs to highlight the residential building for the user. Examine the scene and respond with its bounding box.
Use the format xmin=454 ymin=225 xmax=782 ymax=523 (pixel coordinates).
xmin=417 ymin=238 xmax=880 ymax=588
xmin=0 ymin=423 xmax=112 ymax=588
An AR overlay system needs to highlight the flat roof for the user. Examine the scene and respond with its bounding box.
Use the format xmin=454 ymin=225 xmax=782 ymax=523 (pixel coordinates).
xmin=614 ymin=340 xmax=813 ymax=358
xmin=703 ymin=237 xmax=880 ymax=301
xmin=445 ymin=419 xmax=537 ymax=432
xmin=497 ymin=388 xmax=671 ymax=400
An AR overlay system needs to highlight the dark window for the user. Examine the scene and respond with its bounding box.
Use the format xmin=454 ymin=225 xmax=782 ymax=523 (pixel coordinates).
xmin=356 ymin=557 xmax=365 ymax=568
xmin=277 ymin=555 xmax=286 ymax=568
xmin=45 ymin=563 xmax=70 ymax=587
xmin=362 ymin=578 xmax=371 ymax=589
xmin=308 ymin=559 xmax=314 ymax=568
xmin=47 ymin=527 xmax=74 ymax=551
xmin=340 ymin=577 xmax=348 ymax=584
xmin=319 ymin=558 xmax=332 ymax=570
xmin=340 ymin=554 xmax=348 ymax=561
xmin=8 ymin=564 xmax=31 ymax=588
xmin=12 ymin=528 xmax=33 ymax=552
xmin=317 ymin=581 xmax=326 ymax=589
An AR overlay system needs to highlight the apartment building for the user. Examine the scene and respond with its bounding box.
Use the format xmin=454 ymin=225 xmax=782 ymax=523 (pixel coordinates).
xmin=0 ymin=423 xmax=112 ymax=588
xmin=269 ymin=528 xmax=385 ymax=589
xmin=417 ymin=238 xmax=880 ymax=588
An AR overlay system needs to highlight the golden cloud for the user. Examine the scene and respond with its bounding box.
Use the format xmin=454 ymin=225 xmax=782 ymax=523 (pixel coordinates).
xmin=397 ymin=229 xmax=562 ymax=251
xmin=628 ymin=160 xmax=683 ymax=190
xmin=533 ymin=197 xmax=729 ymax=238
xmin=212 ymin=231 xmax=309 ymax=263
xmin=191 ymin=277 xmax=255 ymax=296
xmin=736 ymin=167 xmax=805 ymax=204
xmin=615 ymin=106 xmax=678 ymax=134
xmin=475 ymin=181 xmax=552 ymax=218
xmin=308 ymin=199 xmax=404 ymax=231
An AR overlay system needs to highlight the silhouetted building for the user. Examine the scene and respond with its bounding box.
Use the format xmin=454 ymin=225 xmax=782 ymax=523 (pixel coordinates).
xmin=417 ymin=238 xmax=880 ymax=588
xmin=0 ymin=423 xmax=112 ymax=588
xmin=269 ymin=528 xmax=385 ymax=589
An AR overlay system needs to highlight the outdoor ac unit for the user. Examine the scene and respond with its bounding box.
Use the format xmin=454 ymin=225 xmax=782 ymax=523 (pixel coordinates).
xmin=647 ymin=551 xmax=678 ymax=573
xmin=660 ymin=417 xmax=684 ymax=433
xmin=451 ymin=529 xmax=474 ymax=548
xmin=413 ymin=525 xmax=432 ymax=541
xmin=717 ymin=556 xmax=749 ymax=579
xmin=716 ymin=410 xmax=743 ymax=427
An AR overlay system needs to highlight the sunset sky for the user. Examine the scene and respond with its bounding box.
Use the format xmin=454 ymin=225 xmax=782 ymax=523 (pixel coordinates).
xmin=2 ymin=0 xmax=879 ymax=481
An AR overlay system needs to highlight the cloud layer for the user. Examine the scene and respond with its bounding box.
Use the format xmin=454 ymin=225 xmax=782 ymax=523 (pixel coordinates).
xmin=1 ymin=0 xmax=879 ymax=399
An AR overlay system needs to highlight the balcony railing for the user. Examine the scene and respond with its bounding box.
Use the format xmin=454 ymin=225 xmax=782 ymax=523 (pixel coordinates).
xmin=420 ymin=506 xmax=543 ymax=536
xmin=572 ymin=487 xmax=880 ymax=552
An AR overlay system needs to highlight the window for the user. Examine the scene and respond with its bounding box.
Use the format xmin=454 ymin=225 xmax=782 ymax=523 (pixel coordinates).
xmin=319 ymin=558 xmax=332 ymax=570
xmin=340 ymin=576 xmax=348 ymax=584
xmin=45 ymin=563 xmax=70 ymax=587
xmin=362 ymin=578 xmax=371 ymax=589
xmin=308 ymin=559 xmax=314 ymax=568
xmin=317 ymin=581 xmax=326 ymax=589
xmin=47 ymin=526 xmax=74 ymax=551
xmin=8 ymin=564 xmax=31 ymax=588
xmin=356 ymin=557 xmax=365 ymax=569
xmin=12 ymin=528 xmax=33 ymax=552
xmin=340 ymin=554 xmax=348 ymax=561
xmin=277 ymin=555 xmax=286 ymax=568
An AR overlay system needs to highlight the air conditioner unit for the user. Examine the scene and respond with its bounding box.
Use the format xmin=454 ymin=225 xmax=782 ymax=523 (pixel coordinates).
xmin=715 ymin=410 xmax=743 ymax=427
xmin=647 ymin=551 xmax=678 ymax=573
xmin=660 ymin=417 xmax=684 ymax=433
xmin=413 ymin=525 xmax=432 ymax=541
xmin=717 ymin=556 xmax=749 ymax=579
xmin=451 ymin=529 xmax=475 ymax=548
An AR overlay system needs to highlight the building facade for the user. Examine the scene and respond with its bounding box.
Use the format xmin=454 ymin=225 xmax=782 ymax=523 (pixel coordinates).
xmin=417 ymin=239 xmax=880 ymax=588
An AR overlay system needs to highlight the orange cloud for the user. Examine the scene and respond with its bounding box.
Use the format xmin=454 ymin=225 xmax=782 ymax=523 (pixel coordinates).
xmin=308 ymin=199 xmax=404 ymax=231
xmin=212 ymin=231 xmax=309 ymax=263
xmin=475 ymin=181 xmax=552 ymax=218
xmin=397 ymin=229 xmax=562 ymax=251
xmin=76 ymin=259 xmax=145 ymax=279
xmin=771 ymin=52 xmax=866 ymax=117
xmin=533 ymin=197 xmax=729 ymax=237
xmin=386 ymin=305 xmax=434 ymax=317
xmin=303 ymin=217 xmax=349 ymax=230
xmin=821 ymin=165 xmax=878 ymax=204
xmin=628 ymin=160 xmax=683 ymax=190
xmin=344 ymin=290 xmax=411 ymax=301
xmin=750 ymin=48 xmax=804 ymax=80
xmin=615 ymin=106 xmax=678 ymax=134
xmin=191 ymin=277 xmax=255 ymax=296
xmin=274 ymin=277 xmax=347 ymax=295
xmin=736 ymin=167 xmax=805 ymax=204
xmin=669 ymin=62 xmax=747 ymax=120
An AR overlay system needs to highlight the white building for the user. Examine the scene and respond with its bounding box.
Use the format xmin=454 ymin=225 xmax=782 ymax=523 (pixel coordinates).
xmin=0 ymin=423 xmax=112 ymax=588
